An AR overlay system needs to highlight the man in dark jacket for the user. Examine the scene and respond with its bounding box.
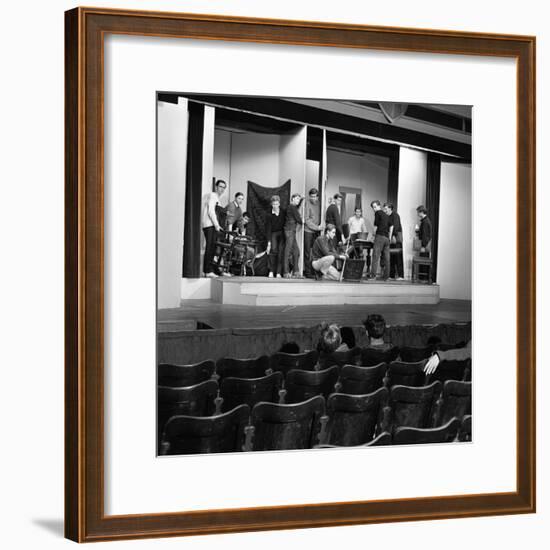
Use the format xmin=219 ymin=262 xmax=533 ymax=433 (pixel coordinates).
xmin=369 ymin=200 xmax=391 ymax=280
xmin=311 ymin=224 xmax=347 ymax=280
xmin=325 ymin=193 xmax=345 ymax=245
xmin=283 ymin=193 xmax=303 ymax=278
xmin=384 ymin=202 xmax=404 ymax=279
xmin=416 ymin=205 xmax=432 ymax=256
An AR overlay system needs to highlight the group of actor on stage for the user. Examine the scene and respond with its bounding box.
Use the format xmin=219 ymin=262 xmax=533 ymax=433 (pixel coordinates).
xmin=202 ymin=179 xmax=433 ymax=281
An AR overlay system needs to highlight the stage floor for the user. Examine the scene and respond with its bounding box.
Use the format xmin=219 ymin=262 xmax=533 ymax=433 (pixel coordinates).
xmin=211 ymin=276 xmax=440 ymax=306
xmin=158 ymin=298 xmax=471 ymax=331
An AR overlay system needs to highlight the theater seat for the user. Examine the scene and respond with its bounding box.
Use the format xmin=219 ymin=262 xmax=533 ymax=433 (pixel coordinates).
xmin=219 ymin=372 xmax=284 ymax=412
xmin=158 ymin=360 xmax=215 ymax=387
xmin=322 ymin=387 xmax=389 ymax=446
xmin=270 ymin=350 xmax=319 ymax=375
xmin=284 ymin=366 xmax=339 ymax=403
xmin=248 ymin=396 xmax=325 ymax=451
xmin=215 ymin=355 xmax=271 ymax=380
xmin=389 ymin=381 xmax=442 ymax=430
xmin=393 ymin=417 xmax=460 ymax=445
xmin=160 ymin=404 xmax=250 ymax=455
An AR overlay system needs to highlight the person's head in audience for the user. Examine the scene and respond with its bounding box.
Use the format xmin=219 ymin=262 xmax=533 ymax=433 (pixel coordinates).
xmin=416 ymin=205 xmax=428 ymax=220
xmin=333 ymin=193 xmax=343 ymax=207
xmin=317 ymin=323 xmax=342 ymax=354
xmin=324 ymin=223 xmax=336 ymax=240
xmin=290 ymin=193 xmax=302 ymax=207
xmin=340 ymin=326 xmax=356 ymax=349
xmin=279 ymin=341 xmax=300 ymax=354
xmin=234 ymin=192 xmax=244 ymax=207
xmin=427 ymin=335 xmax=442 ymax=349
xmin=308 ymin=188 xmax=319 ymax=204
xmin=363 ymin=314 xmax=387 ymax=347
xmin=215 ymin=179 xmax=227 ymax=197
xmin=270 ymin=195 xmax=281 ymax=213
xmin=353 ymin=207 xmax=363 ymax=219
xmin=370 ymin=199 xmax=382 ymax=212
xmin=383 ymin=203 xmax=394 ymax=216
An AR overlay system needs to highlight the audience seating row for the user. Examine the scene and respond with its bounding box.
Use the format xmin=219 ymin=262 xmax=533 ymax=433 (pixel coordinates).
xmin=159 ymin=382 xmax=471 ymax=455
xmin=159 ymin=350 xmax=470 ymax=388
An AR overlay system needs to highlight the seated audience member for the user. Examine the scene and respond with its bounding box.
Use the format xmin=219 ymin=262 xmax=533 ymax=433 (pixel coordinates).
xmin=340 ymin=326 xmax=356 ymax=350
xmin=363 ymin=314 xmax=392 ymax=350
xmin=316 ymin=324 xmax=350 ymax=369
xmin=279 ymin=341 xmax=300 ymax=354
xmin=311 ymin=224 xmax=347 ymax=280
xmin=424 ymin=340 xmax=472 ymax=374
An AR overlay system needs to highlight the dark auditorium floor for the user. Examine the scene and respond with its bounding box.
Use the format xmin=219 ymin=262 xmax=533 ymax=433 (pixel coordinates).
xmin=158 ymin=299 xmax=471 ymax=332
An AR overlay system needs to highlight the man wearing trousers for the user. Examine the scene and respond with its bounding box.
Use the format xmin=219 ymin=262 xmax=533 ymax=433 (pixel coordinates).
xmin=369 ymin=200 xmax=391 ymax=280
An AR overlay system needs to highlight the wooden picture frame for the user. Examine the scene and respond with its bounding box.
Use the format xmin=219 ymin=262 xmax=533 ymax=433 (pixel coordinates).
xmin=65 ymin=6 xmax=536 ymax=542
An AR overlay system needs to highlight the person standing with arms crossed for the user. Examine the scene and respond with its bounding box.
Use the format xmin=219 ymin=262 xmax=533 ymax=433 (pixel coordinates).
xmin=201 ymin=179 xmax=227 ymax=278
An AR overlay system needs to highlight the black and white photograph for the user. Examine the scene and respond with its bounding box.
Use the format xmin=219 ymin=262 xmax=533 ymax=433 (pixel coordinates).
xmin=156 ymin=94 xmax=472 ymax=455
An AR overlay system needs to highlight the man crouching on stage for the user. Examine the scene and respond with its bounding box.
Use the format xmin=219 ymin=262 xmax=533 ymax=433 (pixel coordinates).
xmin=311 ymin=224 xmax=347 ymax=281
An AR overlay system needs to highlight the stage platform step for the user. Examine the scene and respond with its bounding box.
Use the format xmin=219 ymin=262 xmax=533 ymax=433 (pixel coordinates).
xmin=211 ymin=277 xmax=440 ymax=306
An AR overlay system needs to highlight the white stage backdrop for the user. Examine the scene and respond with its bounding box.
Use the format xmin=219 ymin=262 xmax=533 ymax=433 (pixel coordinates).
xmin=104 ymin=34 xmax=516 ymax=514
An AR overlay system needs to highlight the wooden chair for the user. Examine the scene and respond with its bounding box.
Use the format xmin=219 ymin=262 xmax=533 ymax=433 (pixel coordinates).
xmin=436 ymin=380 xmax=472 ymax=426
xmin=248 ymin=395 xmax=325 ymax=451
xmin=389 ymin=381 xmax=442 ymax=430
xmin=157 ymin=380 xmax=219 ymax=446
xmin=336 ymin=362 xmax=387 ymax=395
xmin=284 ymin=366 xmax=339 ymax=404
xmin=322 ymin=387 xmax=390 ymax=446
xmin=314 ymin=431 xmax=392 ymax=449
xmin=412 ymin=255 xmax=433 ymax=283
xmin=426 ymin=358 xmax=471 ymax=384
xmin=458 ymin=415 xmax=472 ymax=442
xmin=398 ymin=346 xmax=433 ymax=363
xmin=360 ymin=346 xmax=399 ymax=367
xmin=385 ymin=360 xmax=427 ymax=388
xmin=219 ymin=372 xmax=284 ymax=412
xmin=270 ymin=350 xmax=319 ymax=375
xmin=160 ymin=404 xmax=250 ymax=455
xmin=158 ymin=360 xmax=215 ymax=387
xmin=215 ymin=355 xmax=271 ymax=380
xmin=393 ymin=417 xmax=460 ymax=445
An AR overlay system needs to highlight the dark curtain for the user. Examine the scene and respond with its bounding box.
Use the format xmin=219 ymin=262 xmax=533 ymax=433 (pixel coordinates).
xmin=426 ymin=152 xmax=441 ymax=282
xmin=387 ymin=146 xmax=400 ymax=209
xmin=182 ymin=102 xmax=204 ymax=278
xmin=246 ymin=179 xmax=291 ymax=247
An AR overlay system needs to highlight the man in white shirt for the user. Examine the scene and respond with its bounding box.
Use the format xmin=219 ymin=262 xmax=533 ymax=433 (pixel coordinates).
xmin=202 ymin=179 xmax=227 ymax=278
xmin=347 ymin=207 xmax=368 ymax=242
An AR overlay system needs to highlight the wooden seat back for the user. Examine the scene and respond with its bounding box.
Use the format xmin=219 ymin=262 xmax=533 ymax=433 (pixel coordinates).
xmin=160 ymin=404 xmax=250 ymax=455
xmin=215 ymin=355 xmax=271 ymax=380
xmin=250 ymin=396 xmax=325 ymax=451
xmin=270 ymin=350 xmax=319 ymax=375
xmin=318 ymin=347 xmax=361 ymax=369
xmin=338 ymin=362 xmax=387 ymax=395
xmin=314 ymin=431 xmax=392 ymax=449
xmin=389 ymin=381 xmax=442 ymax=430
xmin=394 ymin=417 xmax=460 ymax=445
xmin=438 ymin=380 xmax=472 ymax=425
xmin=386 ymin=360 xmax=427 ymax=387
xmin=427 ymin=359 xmax=471 ymax=384
xmin=458 ymin=414 xmax=472 ymax=442
xmin=157 ymin=380 xmax=218 ymax=445
xmin=158 ymin=360 xmax=215 ymax=387
xmin=398 ymin=346 xmax=433 ymax=363
xmin=220 ymin=372 xmax=284 ymax=412
xmin=360 ymin=346 xmax=399 ymax=367
xmin=324 ymin=387 xmax=389 ymax=446
xmin=284 ymin=366 xmax=339 ymax=403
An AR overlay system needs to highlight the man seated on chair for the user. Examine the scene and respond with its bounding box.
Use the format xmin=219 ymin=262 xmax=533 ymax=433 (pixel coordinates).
xmin=311 ymin=224 xmax=347 ymax=281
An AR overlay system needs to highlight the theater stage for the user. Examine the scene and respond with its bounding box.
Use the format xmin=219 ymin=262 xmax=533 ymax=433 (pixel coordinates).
xmin=211 ymin=276 xmax=439 ymax=306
